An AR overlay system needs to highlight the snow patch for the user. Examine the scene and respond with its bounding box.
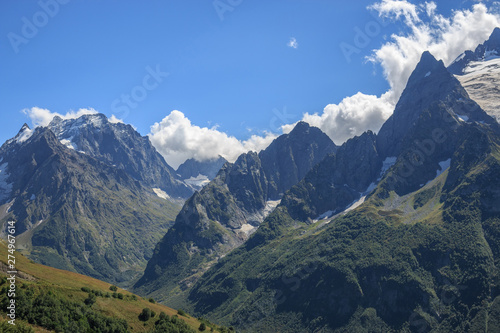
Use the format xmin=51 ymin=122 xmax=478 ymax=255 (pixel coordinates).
xmin=424 ymin=158 xmax=451 ymax=186
xmin=183 ymin=174 xmax=210 ymax=188
xmin=16 ymin=127 xmax=33 ymax=143
xmin=436 ymin=159 xmax=451 ymax=178
xmin=378 ymin=156 xmax=397 ymax=180
xmin=152 ymin=188 xmax=170 ymax=200
xmin=264 ymin=199 xmax=280 ymax=216
xmin=484 ymin=49 xmax=499 ymax=61
xmin=237 ymin=223 xmax=256 ymax=235
xmin=316 ymin=210 xmax=334 ymax=220
xmin=457 ymin=115 xmax=469 ymax=122
xmin=60 ymin=138 xmax=76 ymax=150
xmin=425 ymin=71 xmax=431 ymax=77
xmin=463 ymin=57 xmax=500 ymax=75
xmin=452 ymin=52 xmax=466 ymax=63
xmin=363 ymin=183 xmax=377 ymax=195
xmin=344 ymin=196 xmax=366 ymax=214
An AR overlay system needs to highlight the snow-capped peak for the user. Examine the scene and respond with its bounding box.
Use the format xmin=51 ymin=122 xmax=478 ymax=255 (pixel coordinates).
xmin=5 ymin=123 xmax=33 ymax=145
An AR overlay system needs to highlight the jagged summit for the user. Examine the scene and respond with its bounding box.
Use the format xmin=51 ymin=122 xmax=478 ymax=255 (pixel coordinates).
xmin=4 ymin=123 xmax=33 ymax=146
xmin=289 ymin=120 xmax=310 ymax=133
xmin=486 ymin=26 xmax=500 ymax=48
xmin=46 ymin=113 xmax=192 ymax=198
xmin=377 ymin=51 xmax=467 ymax=157
xmin=448 ymin=27 xmax=500 ymax=75
xmin=19 ymin=123 xmax=30 ymax=131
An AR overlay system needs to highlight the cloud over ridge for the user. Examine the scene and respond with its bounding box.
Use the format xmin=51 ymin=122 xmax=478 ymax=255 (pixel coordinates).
xmin=287 ymin=1 xmax=500 ymax=145
xmin=149 ymin=110 xmax=277 ymax=169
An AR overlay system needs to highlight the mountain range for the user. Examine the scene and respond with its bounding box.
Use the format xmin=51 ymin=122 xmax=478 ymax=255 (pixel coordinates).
xmin=1 ymin=27 xmax=500 ymax=333
xmin=134 ymin=121 xmax=336 ymax=303
xmin=0 ymin=115 xmax=199 ymax=285
xmin=135 ymin=34 xmax=500 ymax=332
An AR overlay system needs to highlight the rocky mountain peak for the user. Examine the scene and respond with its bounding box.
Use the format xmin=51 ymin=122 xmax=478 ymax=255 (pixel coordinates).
xmin=46 ymin=113 xmax=192 ymax=198
xmin=482 ymin=26 xmax=500 ymax=51
xmin=377 ymin=51 xmax=470 ymax=157
xmin=289 ymin=120 xmax=310 ymax=134
xmin=3 ymin=123 xmax=33 ymax=147
xmin=19 ymin=123 xmax=30 ymax=132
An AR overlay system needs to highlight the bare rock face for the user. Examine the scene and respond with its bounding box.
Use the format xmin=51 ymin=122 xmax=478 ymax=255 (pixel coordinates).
xmin=48 ymin=113 xmax=192 ymax=198
xmin=377 ymin=51 xmax=495 ymax=159
xmin=0 ymin=125 xmax=181 ymax=285
xmin=134 ymin=122 xmax=337 ymax=299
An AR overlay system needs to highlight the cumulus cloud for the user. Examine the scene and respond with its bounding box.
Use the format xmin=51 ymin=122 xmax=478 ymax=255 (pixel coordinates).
xmin=109 ymin=115 xmax=124 ymax=124
xmin=285 ymin=1 xmax=500 ymax=144
xmin=282 ymin=91 xmax=394 ymax=145
xmin=149 ymin=110 xmax=277 ymax=169
xmin=287 ymin=37 xmax=298 ymax=49
xmin=23 ymin=107 xmax=98 ymax=127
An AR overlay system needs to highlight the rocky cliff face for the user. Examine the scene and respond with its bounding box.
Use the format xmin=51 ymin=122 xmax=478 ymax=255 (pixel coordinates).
xmin=48 ymin=113 xmax=192 ymax=198
xmin=377 ymin=51 xmax=495 ymax=159
xmin=282 ymin=130 xmax=381 ymax=222
xmin=134 ymin=122 xmax=337 ymax=301
xmin=0 ymin=125 xmax=181 ymax=285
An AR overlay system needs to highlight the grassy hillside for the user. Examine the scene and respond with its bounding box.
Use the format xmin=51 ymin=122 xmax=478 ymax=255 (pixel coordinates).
xmin=0 ymin=241 xmax=231 ymax=332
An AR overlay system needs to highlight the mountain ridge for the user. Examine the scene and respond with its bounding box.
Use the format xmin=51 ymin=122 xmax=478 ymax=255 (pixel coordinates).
xmin=161 ymin=49 xmax=500 ymax=332
xmin=0 ymin=123 xmax=182 ymax=285
xmin=134 ymin=121 xmax=337 ymax=303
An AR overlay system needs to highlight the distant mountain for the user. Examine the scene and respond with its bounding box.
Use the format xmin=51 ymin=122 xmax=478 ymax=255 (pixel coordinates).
xmin=176 ymin=156 xmax=227 ymax=191
xmin=48 ymin=113 xmax=192 ymax=198
xmin=134 ymin=122 xmax=337 ymax=302
xmin=0 ymin=118 xmax=183 ymax=285
xmin=449 ymin=27 xmax=500 ymax=122
xmin=448 ymin=27 xmax=500 ymax=75
xmin=168 ymin=51 xmax=500 ymax=332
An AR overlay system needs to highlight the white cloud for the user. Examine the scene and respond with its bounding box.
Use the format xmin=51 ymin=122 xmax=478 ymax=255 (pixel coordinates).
xmin=149 ymin=110 xmax=277 ymax=169
xmin=369 ymin=0 xmax=420 ymax=25
xmin=287 ymin=1 xmax=500 ymax=145
xmin=23 ymin=107 xmax=98 ymax=127
xmin=282 ymin=91 xmax=394 ymax=145
xmin=287 ymin=37 xmax=298 ymax=49
xmin=109 ymin=115 xmax=124 ymax=124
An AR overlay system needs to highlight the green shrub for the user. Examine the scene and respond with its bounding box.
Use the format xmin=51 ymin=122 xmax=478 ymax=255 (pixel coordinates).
xmin=84 ymin=294 xmax=96 ymax=306
xmin=139 ymin=308 xmax=152 ymax=322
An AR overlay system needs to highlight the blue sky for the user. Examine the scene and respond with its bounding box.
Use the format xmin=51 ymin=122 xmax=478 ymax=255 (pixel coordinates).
xmin=1 ymin=0 xmax=498 ymax=167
